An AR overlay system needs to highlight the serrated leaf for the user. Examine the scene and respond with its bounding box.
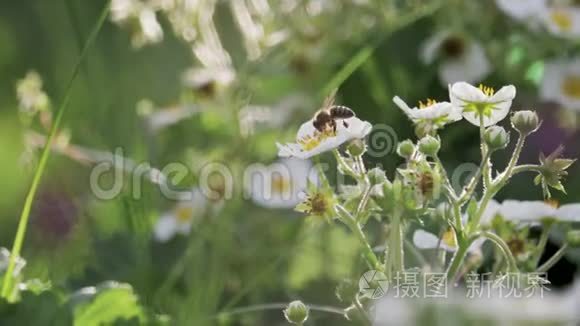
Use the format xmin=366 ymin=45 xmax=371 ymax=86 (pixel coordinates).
xmin=71 ymin=282 xmax=146 ymax=326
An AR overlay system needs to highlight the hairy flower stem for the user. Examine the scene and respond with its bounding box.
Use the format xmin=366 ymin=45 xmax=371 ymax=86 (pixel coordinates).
xmin=389 ymin=206 xmax=404 ymax=275
xmin=458 ymin=151 xmax=491 ymax=205
xmin=479 ymin=116 xmax=492 ymax=188
xmin=532 ymin=225 xmax=552 ymax=268
xmin=335 ymin=205 xmax=383 ymax=271
xmin=494 ymin=134 xmax=527 ymax=188
xmin=1 ymin=1 xmax=110 ymax=300
xmin=537 ymin=243 xmax=569 ymax=273
xmin=480 ymin=231 xmax=518 ymax=273
xmin=333 ymin=150 xmax=360 ymax=181
xmin=445 ymin=241 xmax=470 ymax=283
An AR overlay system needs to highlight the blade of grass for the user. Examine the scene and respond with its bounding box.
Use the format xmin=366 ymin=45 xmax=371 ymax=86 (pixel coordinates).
xmin=0 ymin=1 xmax=110 ymax=299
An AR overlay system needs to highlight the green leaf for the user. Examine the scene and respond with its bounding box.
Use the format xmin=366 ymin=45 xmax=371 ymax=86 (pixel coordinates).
xmin=71 ymin=281 xmax=146 ymax=326
xmin=0 ymin=290 xmax=72 ymax=326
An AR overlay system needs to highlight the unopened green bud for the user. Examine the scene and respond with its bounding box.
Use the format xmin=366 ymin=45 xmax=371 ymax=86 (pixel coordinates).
xmin=367 ymin=167 xmax=387 ymax=186
xmin=511 ymin=110 xmax=540 ymax=135
xmin=418 ymin=135 xmax=440 ymax=156
xmin=566 ymin=230 xmax=580 ymax=247
xmin=283 ymin=300 xmax=309 ymax=324
xmin=396 ymin=140 xmax=415 ymax=159
xmin=347 ymin=138 xmax=366 ymax=157
xmin=484 ymin=126 xmax=509 ymax=151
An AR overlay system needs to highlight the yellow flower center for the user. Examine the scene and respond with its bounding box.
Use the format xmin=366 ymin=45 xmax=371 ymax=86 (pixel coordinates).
xmin=442 ymin=229 xmax=457 ymax=248
xmin=271 ymin=174 xmax=292 ymax=194
xmin=551 ymin=11 xmax=572 ymax=31
xmin=478 ymin=84 xmax=495 ymax=96
xmin=545 ymin=199 xmax=560 ymax=209
xmin=418 ymin=98 xmax=437 ymax=109
xmin=175 ymin=205 xmax=194 ymax=223
xmin=297 ymin=130 xmax=334 ymax=151
xmin=562 ymin=75 xmax=580 ymax=99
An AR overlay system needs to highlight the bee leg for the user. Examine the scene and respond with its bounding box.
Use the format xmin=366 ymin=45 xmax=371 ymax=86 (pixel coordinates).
xmin=343 ymin=121 xmax=349 ymax=128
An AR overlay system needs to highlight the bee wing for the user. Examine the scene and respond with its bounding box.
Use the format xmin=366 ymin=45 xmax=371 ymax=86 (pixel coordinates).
xmin=321 ymin=89 xmax=337 ymax=110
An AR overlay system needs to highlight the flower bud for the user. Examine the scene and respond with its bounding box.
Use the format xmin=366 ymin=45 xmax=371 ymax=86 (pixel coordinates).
xmin=396 ymin=140 xmax=415 ymax=159
xmin=283 ymin=300 xmax=309 ymax=324
xmin=367 ymin=167 xmax=387 ymax=186
xmin=511 ymin=110 xmax=540 ymax=135
xmin=484 ymin=126 xmax=509 ymax=151
xmin=417 ymin=135 xmax=440 ymax=156
xmin=566 ymin=230 xmax=580 ymax=247
xmin=347 ymin=138 xmax=367 ymax=157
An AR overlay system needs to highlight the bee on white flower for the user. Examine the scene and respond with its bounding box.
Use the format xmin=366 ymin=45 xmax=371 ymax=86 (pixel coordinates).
xmin=246 ymin=158 xmax=318 ymax=209
xmin=413 ymin=229 xmax=485 ymax=253
xmin=449 ymin=82 xmax=516 ymax=127
xmin=420 ymin=31 xmax=491 ymax=86
xmin=153 ymin=188 xmax=216 ymax=242
xmin=393 ymin=96 xmax=462 ymax=136
xmin=276 ymin=95 xmax=372 ymax=159
xmin=541 ymin=58 xmax=580 ymax=112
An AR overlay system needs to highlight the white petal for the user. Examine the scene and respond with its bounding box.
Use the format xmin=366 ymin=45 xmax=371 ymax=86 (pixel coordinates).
xmin=541 ymin=7 xmax=580 ymax=38
xmin=450 ymin=82 xmax=487 ymax=104
xmin=413 ymin=229 xmax=440 ymax=249
xmin=557 ymin=203 xmax=580 ymax=222
xmin=541 ymin=59 xmax=580 ymax=111
xmin=499 ymin=200 xmax=557 ymax=223
xmin=419 ymin=31 xmax=450 ymax=64
xmin=393 ymin=96 xmax=417 ymax=118
xmin=154 ymin=214 xmax=178 ymax=242
xmin=495 ymin=0 xmax=547 ymax=21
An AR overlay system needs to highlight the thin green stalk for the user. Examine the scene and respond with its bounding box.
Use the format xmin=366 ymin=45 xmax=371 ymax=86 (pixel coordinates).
xmin=479 ymin=116 xmax=492 ymax=188
xmin=480 ymin=231 xmax=518 ymax=273
xmin=467 ymin=190 xmax=493 ymax=234
xmin=335 ymin=205 xmax=382 ymax=271
xmin=532 ymin=225 xmax=552 ymax=268
xmin=333 ymin=150 xmax=360 ymax=181
xmin=445 ymin=242 xmax=470 ymax=282
xmin=537 ymin=243 xmax=569 ymax=273
xmin=511 ymin=164 xmax=542 ymax=176
xmin=1 ymin=1 xmax=110 ymax=299
xmin=494 ymin=134 xmax=526 ymax=188
xmin=458 ymin=150 xmax=491 ymax=205
xmin=434 ymin=156 xmax=458 ymax=202
xmin=389 ymin=206 xmax=404 ymax=274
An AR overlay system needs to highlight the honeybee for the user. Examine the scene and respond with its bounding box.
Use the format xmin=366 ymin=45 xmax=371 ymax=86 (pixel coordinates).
xmin=312 ymin=91 xmax=355 ymax=134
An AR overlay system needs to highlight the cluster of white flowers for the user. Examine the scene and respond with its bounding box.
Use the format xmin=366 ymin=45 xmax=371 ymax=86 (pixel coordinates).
xmin=110 ymin=0 xmax=164 ymax=48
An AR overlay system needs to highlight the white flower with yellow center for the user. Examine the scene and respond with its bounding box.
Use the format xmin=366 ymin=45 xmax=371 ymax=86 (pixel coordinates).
xmin=154 ymin=189 xmax=208 ymax=242
xmin=541 ymin=6 xmax=580 ymax=38
xmin=413 ymin=229 xmax=485 ymax=253
xmin=449 ymin=82 xmax=516 ymax=127
xmin=393 ymin=96 xmax=462 ymax=126
xmin=420 ymin=32 xmax=491 ymax=86
xmin=246 ymin=158 xmax=318 ymax=209
xmin=495 ymin=0 xmax=547 ymax=21
xmin=540 ymin=59 xmax=580 ymax=112
xmin=277 ymin=115 xmax=372 ymax=159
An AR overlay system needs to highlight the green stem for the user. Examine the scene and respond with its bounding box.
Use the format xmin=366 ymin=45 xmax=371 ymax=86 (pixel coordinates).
xmin=537 ymin=243 xmax=569 ymax=273
xmin=458 ymin=151 xmax=491 ymax=205
xmin=511 ymin=164 xmax=542 ymax=176
xmin=0 ymin=1 xmax=110 ymax=299
xmin=479 ymin=116 xmax=492 ymax=188
xmin=445 ymin=242 xmax=470 ymax=282
xmin=389 ymin=206 xmax=404 ymax=274
xmin=335 ymin=205 xmax=382 ymax=271
xmin=494 ymin=134 xmax=526 ymax=188
xmin=532 ymin=225 xmax=552 ymax=268
xmin=434 ymin=156 xmax=458 ymax=202
xmin=480 ymin=231 xmax=518 ymax=273
xmin=333 ymin=150 xmax=360 ymax=181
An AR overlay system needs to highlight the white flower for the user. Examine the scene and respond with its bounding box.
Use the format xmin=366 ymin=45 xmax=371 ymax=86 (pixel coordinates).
xmin=449 ymin=82 xmax=516 ymax=127
xmin=277 ymin=116 xmax=372 ymax=159
xmin=246 ymin=158 xmax=318 ymax=209
xmin=16 ymin=71 xmax=49 ymax=115
xmin=498 ymin=200 xmax=558 ymax=223
xmin=540 ymin=58 xmax=580 ymax=112
xmin=181 ymin=65 xmax=236 ymax=93
xmin=556 ymin=203 xmax=580 ymax=222
xmin=541 ymin=6 xmax=580 ymax=38
xmin=134 ymin=8 xmax=164 ymax=47
xmin=154 ymin=189 xmax=209 ymax=242
xmin=413 ymin=229 xmax=484 ymax=253
xmin=420 ymin=32 xmax=491 ymax=86
xmin=393 ymin=96 xmax=462 ymax=125
xmin=495 ymin=0 xmax=547 ymax=21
